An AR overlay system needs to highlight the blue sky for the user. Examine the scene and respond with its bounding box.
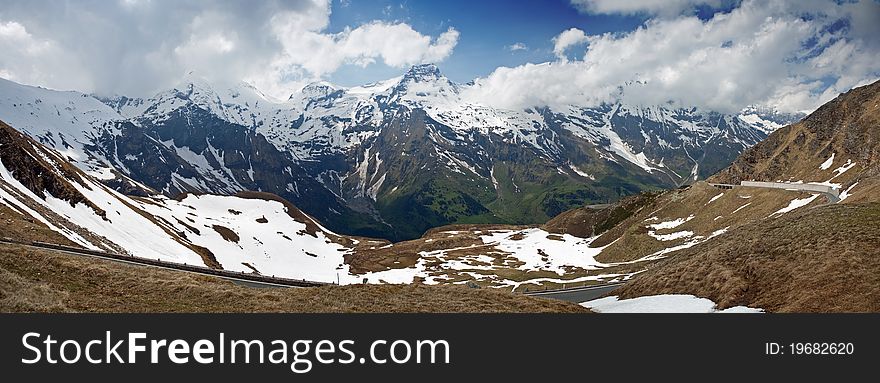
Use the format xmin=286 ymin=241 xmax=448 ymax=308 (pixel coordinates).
xmin=0 ymin=0 xmax=877 ymax=113
xmin=326 ymin=0 xmax=747 ymax=86
xmin=327 ymin=0 xmax=647 ymax=85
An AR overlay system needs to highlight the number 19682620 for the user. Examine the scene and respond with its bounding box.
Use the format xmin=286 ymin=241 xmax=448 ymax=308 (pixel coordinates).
xmin=766 ymin=342 xmax=854 ymax=355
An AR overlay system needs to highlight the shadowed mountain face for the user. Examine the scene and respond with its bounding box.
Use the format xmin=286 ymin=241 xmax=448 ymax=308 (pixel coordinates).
xmin=0 ymin=65 xmax=800 ymax=240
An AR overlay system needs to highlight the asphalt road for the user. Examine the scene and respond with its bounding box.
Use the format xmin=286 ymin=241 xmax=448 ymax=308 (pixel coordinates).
xmin=0 ymin=238 xmax=309 ymax=289
xmin=523 ymin=283 xmax=624 ymax=303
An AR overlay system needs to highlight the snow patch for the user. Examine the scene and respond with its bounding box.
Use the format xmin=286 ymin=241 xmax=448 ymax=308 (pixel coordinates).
xmin=568 ymin=164 xmax=595 ymax=180
xmin=479 ymin=229 xmax=610 ymax=275
xmin=838 ymin=182 xmax=858 ymax=202
xmin=646 ymin=215 xmax=694 ymax=230
xmin=831 ymin=159 xmax=856 ymax=178
xmin=581 ymin=295 xmax=763 ymax=313
xmin=771 ymin=194 xmax=819 ymax=216
xmin=732 ymin=202 xmax=751 ymax=214
xmin=706 ymin=192 xmax=724 ymax=205
xmin=819 ymin=153 xmax=835 ymax=170
xmin=648 ymin=230 xmax=694 ymax=241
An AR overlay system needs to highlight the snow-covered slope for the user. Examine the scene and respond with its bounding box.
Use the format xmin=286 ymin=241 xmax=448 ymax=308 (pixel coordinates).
xmin=136 ymin=193 xmax=353 ymax=281
xmin=0 ymin=120 xmax=356 ymax=282
xmin=107 ymin=73 xmax=300 ymax=130
xmin=0 ymin=78 xmax=125 ymax=181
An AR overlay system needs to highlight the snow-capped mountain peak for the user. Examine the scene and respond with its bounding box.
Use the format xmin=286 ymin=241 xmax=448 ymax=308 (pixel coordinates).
xmin=737 ymin=105 xmax=805 ymax=134
xmin=391 ymin=64 xmax=460 ymax=101
xmin=298 ymin=81 xmax=339 ymax=99
xmin=400 ymin=63 xmax=443 ymax=82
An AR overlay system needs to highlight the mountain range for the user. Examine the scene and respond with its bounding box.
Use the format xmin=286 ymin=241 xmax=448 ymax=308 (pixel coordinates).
xmin=0 ymin=64 xmax=800 ymax=241
xmin=2 ymin=70 xmax=879 ymax=311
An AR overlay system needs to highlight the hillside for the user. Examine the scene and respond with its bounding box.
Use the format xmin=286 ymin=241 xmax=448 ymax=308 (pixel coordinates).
xmin=586 ymin=80 xmax=880 ymax=312
xmin=0 ymin=119 xmax=368 ymax=282
xmin=0 ymin=243 xmax=584 ymax=313
xmin=612 ymin=203 xmax=880 ymax=312
xmin=711 ymin=80 xmax=880 ymax=196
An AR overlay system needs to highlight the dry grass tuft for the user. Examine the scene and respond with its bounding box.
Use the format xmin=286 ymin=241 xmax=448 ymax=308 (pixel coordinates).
xmin=0 ymin=268 xmax=69 ymax=312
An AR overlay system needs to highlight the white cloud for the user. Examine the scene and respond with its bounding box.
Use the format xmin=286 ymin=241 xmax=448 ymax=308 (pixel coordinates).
xmin=570 ymin=0 xmax=724 ymax=17
xmin=552 ymin=28 xmax=589 ymax=60
xmin=466 ymin=0 xmax=880 ymax=114
xmin=262 ymin=14 xmax=459 ymax=96
xmin=0 ymin=0 xmax=459 ymax=99
xmin=507 ymin=42 xmax=528 ymax=52
xmin=250 ymin=15 xmax=460 ymax=98
xmin=0 ymin=20 xmax=86 ymax=90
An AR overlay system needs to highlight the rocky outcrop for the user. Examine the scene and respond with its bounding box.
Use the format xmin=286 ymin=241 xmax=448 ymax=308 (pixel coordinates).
xmin=0 ymin=120 xmax=105 ymax=218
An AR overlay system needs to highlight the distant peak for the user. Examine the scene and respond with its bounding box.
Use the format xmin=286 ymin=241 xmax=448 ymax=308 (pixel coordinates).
xmin=293 ymin=81 xmax=339 ymax=101
xmin=174 ymin=71 xmax=215 ymax=94
xmin=402 ymin=63 xmax=442 ymax=82
xmin=302 ymin=81 xmax=337 ymax=91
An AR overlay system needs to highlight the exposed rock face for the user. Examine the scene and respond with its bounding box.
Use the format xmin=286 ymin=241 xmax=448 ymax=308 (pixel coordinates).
xmin=0 ymin=120 xmax=104 ymax=217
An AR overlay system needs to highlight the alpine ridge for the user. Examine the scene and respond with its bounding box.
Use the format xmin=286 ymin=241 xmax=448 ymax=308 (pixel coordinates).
xmin=0 ymin=65 xmax=800 ymax=240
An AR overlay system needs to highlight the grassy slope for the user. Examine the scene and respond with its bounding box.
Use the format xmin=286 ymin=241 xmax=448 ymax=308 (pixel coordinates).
xmin=603 ymin=80 xmax=880 ymax=312
xmin=0 ymin=243 xmax=586 ymax=313
xmin=0 ymin=205 xmax=78 ymax=246
xmin=614 ymin=203 xmax=880 ymax=312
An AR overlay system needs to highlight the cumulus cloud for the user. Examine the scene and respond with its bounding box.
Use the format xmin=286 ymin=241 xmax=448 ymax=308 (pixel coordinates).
xmin=466 ymin=0 xmax=880 ymax=114
xmin=262 ymin=14 xmax=459 ymax=96
xmin=507 ymin=42 xmax=528 ymax=52
xmin=0 ymin=0 xmax=459 ymax=98
xmin=552 ymin=28 xmax=589 ymax=60
xmin=0 ymin=20 xmax=86 ymax=90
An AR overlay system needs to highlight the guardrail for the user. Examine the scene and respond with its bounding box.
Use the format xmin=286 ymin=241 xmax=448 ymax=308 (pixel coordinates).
xmin=0 ymin=237 xmax=329 ymax=288
xmin=710 ymin=181 xmax=841 ymax=203
xmin=522 ymin=282 xmax=625 ymax=296
xmin=740 ymin=181 xmax=839 ymax=201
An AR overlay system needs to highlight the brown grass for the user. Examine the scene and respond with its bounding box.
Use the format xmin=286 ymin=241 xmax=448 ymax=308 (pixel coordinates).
xmin=543 ymin=193 xmax=658 ymax=239
xmin=212 ymin=224 xmax=240 ymax=243
xmin=592 ymin=182 xmax=835 ymax=264
xmin=616 ymin=203 xmax=880 ymax=312
xmin=0 ymin=205 xmax=77 ymax=245
xmin=0 ymin=243 xmax=586 ymax=313
xmin=0 ymin=268 xmax=69 ymax=312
